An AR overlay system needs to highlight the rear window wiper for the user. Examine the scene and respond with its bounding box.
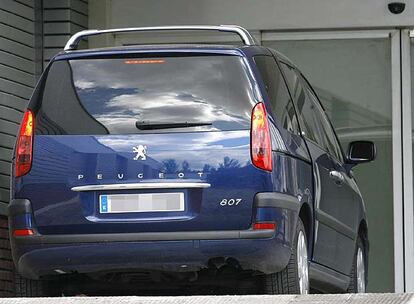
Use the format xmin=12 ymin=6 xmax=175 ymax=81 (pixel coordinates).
xmin=135 ymin=121 xmax=212 ymax=130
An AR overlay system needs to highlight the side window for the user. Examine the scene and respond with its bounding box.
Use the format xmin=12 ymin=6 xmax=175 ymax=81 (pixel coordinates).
xmin=281 ymin=62 xmax=344 ymax=162
xmin=279 ymin=62 xmax=324 ymax=145
xmin=254 ymin=55 xmax=300 ymax=134
xmin=301 ymin=77 xmax=344 ymax=162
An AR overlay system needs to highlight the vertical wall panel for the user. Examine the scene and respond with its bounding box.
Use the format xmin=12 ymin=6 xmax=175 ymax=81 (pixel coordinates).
xmin=0 ymin=1 xmax=88 ymax=209
xmin=0 ymin=0 xmax=36 ymax=208
xmin=43 ymin=0 xmax=88 ymax=67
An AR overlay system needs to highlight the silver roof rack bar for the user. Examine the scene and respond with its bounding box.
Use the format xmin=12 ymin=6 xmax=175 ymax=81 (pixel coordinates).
xmin=64 ymin=25 xmax=258 ymax=51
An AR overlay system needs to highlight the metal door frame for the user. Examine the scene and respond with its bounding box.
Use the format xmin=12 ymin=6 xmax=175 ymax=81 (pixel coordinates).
xmin=402 ymin=29 xmax=414 ymax=293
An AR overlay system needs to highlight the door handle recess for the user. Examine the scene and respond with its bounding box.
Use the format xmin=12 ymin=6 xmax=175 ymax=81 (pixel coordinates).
xmin=329 ymin=170 xmax=344 ymax=184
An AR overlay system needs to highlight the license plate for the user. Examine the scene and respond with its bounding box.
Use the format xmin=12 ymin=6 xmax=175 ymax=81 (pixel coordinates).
xmin=99 ymin=193 xmax=184 ymax=213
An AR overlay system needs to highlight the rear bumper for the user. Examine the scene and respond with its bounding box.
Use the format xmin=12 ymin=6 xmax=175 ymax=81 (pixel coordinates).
xmin=13 ymin=231 xmax=291 ymax=280
xmin=13 ymin=229 xmax=274 ymax=244
xmin=9 ymin=193 xmax=300 ymax=279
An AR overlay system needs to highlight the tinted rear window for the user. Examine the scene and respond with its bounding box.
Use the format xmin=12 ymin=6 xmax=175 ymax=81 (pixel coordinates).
xmin=35 ymin=55 xmax=255 ymax=135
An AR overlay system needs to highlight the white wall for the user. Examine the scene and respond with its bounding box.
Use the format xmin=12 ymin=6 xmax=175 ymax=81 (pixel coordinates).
xmin=90 ymin=0 xmax=414 ymax=30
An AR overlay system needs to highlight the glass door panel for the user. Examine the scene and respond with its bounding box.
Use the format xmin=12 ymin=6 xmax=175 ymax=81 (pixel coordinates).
xmin=263 ymin=36 xmax=393 ymax=292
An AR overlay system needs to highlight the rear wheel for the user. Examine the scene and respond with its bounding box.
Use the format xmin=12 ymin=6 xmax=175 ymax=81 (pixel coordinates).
xmin=264 ymin=218 xmax=309 ymax=294
xmin=347 ymin=236 xmax=366 ymax=293
xmin=0 ymin=216 xmax=58 ymax=297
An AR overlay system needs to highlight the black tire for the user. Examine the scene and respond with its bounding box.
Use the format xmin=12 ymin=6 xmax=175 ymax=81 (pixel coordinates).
xmin=264 ymin=218 xmax=308 ymax=294
xmin=347 ymin=236 xmax=367 ymax=293
xmin=0 ymin=216 xmax=57 ymax=297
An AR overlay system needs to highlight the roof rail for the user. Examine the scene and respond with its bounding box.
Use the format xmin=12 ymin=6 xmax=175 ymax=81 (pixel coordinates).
xmin=64 ymin=25 xmax=258 ymax=51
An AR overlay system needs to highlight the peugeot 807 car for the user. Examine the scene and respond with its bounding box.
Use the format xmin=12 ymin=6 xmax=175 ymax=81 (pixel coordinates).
xmin=4 ymin=25 xmax=375 ymax=296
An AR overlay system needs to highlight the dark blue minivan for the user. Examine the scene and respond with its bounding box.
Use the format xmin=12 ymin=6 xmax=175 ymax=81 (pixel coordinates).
xmin=4 ymin=25 xmax=375 ymax=296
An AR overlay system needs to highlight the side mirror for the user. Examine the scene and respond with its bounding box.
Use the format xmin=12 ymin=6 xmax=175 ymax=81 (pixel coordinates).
xmin=346 ymin=141 xmax=376 ymax=165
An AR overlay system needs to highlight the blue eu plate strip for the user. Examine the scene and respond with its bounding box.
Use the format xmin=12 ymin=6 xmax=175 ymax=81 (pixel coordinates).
xmin=100 ymin=195 xmax=108 ymax=213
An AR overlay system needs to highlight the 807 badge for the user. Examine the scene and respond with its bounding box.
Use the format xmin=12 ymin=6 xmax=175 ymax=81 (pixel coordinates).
xmin=220 ymin=198 xmax=242 ymax=206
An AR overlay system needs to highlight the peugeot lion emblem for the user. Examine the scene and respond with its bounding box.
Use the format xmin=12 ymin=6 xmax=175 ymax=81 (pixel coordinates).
xmin=133 ymin=145 xmax=147 ymax=161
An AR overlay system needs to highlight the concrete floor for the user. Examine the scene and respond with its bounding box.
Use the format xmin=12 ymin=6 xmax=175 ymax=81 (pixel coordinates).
xmin=0 ymin=293 xmax=413 ymax=304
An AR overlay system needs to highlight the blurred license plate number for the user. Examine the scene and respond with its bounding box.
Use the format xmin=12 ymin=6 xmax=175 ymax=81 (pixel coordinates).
xmin=99 ymin=193 xmax=184 ymax=213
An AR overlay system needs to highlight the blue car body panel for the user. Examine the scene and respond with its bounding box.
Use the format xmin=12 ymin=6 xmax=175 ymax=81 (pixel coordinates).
xmin=10 ymin=130 xmax=312 ymax=277
xmin=16 ymin=131 xmax=266 ymax=233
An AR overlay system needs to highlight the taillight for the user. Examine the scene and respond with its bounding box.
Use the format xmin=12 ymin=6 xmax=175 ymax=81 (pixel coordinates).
xmin=251 ymin=102 xmax=272 ymax=171
xmin=15 ymin=110 xmax=34 ymax=177
xmin=253 ymin=222 xmax=277 ymax=230
xmin=13 ymin=228 xmax=35 ymax=237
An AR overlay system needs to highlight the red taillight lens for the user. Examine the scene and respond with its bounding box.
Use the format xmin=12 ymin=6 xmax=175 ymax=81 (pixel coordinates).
xmin=251 ymin=102 xmax=272 ymax=171
xmin=15 ymin=110 xmax=34 ymax=177
xmin=253 ymin=222 xmax=276 ymax=230
xmin=13 ymin=228 xmax=35 ymax=237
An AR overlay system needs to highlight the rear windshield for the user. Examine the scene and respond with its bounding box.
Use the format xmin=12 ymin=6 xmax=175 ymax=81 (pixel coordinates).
xmin=34 ymin=55 xmax=255 ymax=135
